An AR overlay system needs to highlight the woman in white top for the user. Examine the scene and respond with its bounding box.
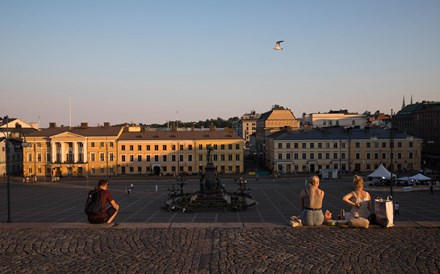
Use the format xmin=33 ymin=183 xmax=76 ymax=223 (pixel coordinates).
xmin=342 ymin=175 xmax=371 ymax=219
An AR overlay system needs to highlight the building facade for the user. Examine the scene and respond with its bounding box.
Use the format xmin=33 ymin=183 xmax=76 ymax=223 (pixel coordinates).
xmin=302 ymin=110 xmax=368 ymax=128
xmin=23 ymin=123 xmax=244 ymax=178
xmin=266 ymin=127 xmax=422 ymax=174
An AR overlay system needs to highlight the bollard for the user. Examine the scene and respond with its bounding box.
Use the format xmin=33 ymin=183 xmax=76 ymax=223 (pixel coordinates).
xmin=155 ymin=185 xmax=158 ymax=192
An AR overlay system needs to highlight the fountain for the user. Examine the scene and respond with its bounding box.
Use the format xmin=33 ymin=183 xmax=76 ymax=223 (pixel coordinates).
xmin=162 ymin=145 xmax=257 ymax=212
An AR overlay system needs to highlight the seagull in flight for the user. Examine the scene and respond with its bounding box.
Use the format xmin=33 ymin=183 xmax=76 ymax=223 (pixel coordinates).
xmin=273 ymin=40 xmax=284 ymax=50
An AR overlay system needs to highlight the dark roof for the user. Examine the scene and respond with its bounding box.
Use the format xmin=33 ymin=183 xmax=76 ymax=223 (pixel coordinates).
xmin=118 ymin=129 xmax=241 ymax=141
xmin=26 ymin=126 xmax=123 ymax=137
xmin=267 ymin=127 xmax=418 ymax=141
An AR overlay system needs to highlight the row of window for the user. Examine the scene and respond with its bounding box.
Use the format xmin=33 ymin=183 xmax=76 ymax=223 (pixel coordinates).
xmin=120 ymin=143 xmax=240 ymax=151
xmin=276 ymin=152 xmax=414 ymax=161
xmin=121 ymin=154 xmax=241 ymax=162
xmin=277 ymin=141 xmax=414 ymax=149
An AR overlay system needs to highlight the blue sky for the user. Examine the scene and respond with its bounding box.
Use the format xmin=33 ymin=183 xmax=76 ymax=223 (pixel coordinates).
xmin=1 ymin=1 xmax=439 ymax=127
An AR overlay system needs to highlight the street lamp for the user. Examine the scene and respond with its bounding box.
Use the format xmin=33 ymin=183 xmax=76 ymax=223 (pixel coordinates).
xmin=1 ymin=115 xmax=28 ymax=223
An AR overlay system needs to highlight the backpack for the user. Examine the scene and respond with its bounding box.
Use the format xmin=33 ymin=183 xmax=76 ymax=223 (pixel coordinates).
xmin=84 ymin=189 xmax=103 ymax=216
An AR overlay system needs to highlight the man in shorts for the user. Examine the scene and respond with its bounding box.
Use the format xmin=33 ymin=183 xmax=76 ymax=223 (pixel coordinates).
xmin=87 ymin=179 xmax=120 ymax=224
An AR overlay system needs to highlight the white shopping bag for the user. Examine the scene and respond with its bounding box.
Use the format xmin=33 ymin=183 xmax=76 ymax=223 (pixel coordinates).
xmin=374 ymin=197 xmax=394 ymax=228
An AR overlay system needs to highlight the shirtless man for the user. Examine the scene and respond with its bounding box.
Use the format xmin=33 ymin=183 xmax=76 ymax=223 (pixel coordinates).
xmin=300 ymin=175 xmax=325 ymax=226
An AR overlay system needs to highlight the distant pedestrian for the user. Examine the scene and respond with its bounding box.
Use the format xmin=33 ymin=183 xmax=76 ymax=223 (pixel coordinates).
xmin=429 ymin=183 xmax=434 ymax=194
xmin=394 ymin=202 xmax=400 ymax=216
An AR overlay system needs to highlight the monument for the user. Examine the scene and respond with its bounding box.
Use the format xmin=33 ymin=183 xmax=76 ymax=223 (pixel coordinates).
xmin=162 ymin=145 xmax=257 ymax=212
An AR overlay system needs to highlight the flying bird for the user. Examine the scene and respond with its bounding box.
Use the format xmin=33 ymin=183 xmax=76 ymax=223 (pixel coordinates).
xmin=273 ymin=40 xmax=284 ymax=50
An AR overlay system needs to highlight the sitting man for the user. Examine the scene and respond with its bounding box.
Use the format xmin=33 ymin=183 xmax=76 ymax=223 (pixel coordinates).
xmin=299 ymin=175 xmax=325 ymax=226
xmin=87 ymin=179 xmax=120 ymax=224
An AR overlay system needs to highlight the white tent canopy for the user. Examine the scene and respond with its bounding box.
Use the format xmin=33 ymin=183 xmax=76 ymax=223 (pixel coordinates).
xmin=409 ymin=173 xmax=431 ymax=181
xmin=368 ymin=164 xmax=392 ymax=179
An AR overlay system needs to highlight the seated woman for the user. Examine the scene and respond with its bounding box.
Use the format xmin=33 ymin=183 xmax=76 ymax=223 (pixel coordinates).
xmin=299 ymin=175 xmax=325 ymax=226
xmin=342 ymin=175 xmax=372 ymax=221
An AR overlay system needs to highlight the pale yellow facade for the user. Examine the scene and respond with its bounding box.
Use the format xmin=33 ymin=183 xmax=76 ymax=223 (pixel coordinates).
xmin=266 ymin=128 xmax=422 ymax=174
xmin=23 ymin=125 xmax=244 ymax=178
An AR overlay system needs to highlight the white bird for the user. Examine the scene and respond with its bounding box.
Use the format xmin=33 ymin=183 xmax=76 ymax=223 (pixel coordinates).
xmin=273 ymin=40 xmax=284 ymax=50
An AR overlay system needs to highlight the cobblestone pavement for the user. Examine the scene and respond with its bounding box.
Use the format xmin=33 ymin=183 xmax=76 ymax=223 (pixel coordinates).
xmin=0 ymin=225 xmax=439 ymax=273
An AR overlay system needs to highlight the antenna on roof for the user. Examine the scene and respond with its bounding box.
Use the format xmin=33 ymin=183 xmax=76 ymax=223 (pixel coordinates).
xmin=69 ymin=96 xmax=72 ymax=130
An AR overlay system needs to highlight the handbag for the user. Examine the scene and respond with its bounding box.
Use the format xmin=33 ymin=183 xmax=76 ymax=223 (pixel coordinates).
xmin=374 ymin=196 xmax=394 ymax=228
xmin=349 ymin=217 xmax=369 ymax=228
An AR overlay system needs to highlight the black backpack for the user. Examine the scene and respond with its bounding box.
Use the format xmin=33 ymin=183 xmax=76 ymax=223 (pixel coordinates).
xmin=84 ymin=189 xmax=103 ymax=216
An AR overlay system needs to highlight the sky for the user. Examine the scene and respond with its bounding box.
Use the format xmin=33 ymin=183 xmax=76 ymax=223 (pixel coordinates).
xmin=1 ymin=1 xmax=439 ymax=128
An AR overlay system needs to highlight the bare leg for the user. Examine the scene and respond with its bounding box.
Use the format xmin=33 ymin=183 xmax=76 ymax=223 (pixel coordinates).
xmin=107 ymin=210 xmax=118 ymax=223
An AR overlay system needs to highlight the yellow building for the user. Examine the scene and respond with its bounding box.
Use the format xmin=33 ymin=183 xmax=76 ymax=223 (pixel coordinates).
xmin=23 ymin=122 xmax=123 ymax=179
xmin=23 ymin=123 xmax=244 ymax=178
xmin=266 ymin=127 xmax=421 ymax=174
xmin=118 ymin=126 xmax=244 ymax=175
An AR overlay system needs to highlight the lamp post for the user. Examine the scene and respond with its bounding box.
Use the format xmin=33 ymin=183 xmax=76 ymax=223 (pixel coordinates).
xmin=1 ymin=116 xmax=28 ymax=223
xmin=389 ymin=109 xmax=394 ymax=197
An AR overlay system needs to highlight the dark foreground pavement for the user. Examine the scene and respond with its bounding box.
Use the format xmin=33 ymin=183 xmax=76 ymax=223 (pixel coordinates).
xmin=1 ymin=223 xmax=439 ymax=273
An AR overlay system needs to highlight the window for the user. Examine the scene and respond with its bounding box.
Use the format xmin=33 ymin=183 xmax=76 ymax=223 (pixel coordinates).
xmin=189 ymin=144 xmax=193 ymax=150
xmin=221 ymin=144 xmax=225 ymax=150
xmin=374 ymin=153 xmax=379 ymax=159
xmin=382 ymin=142 xmax=386 ymax=148
xmin=228 ymin=155 xmax=232 ymax=161
xmin=138 ymin=155 xmax=142 ymax=162
xmin=382 ymin=153 xmax=386 ymax=159
xmin=109 ymin=142 xmax=114 ymax=148
xmin=121 ymin=145 xmax=125 ymax=151
xmin=294 ymin=143 xmax=298 ymax=149
xmin=333 ymin=143 xmax=338 ymax=148
xmin=154 ymin=155 xmax=159 ymax=162
xmin=236 ymin=154 xmax=240 ymax=161
xmin=326 ymin=153 xmax=330 ymax=159
xmin=341 ymin=143 xmax=346 ymax=148
xmin=163 ymin=155 xmax=167 ymax=162
xmin=130 ymin=145 xmax=134 ymax=151
xmin=188 ymin=155 xmax=193 ymax=161
xmin=310 ymin=143 xmax=314 ymax=149
xmin=318 ymin=143 xmax=322 ymax=148
xmin=409 ymin=142 xmax=413 ymax=148
xmin=91 ymin=142 xmax=95 ymax=148
xmin=199 ymin=155 xmax=203 ymax=161
xmin=109 ymin=153 xmax=114 ymax=161
xmin=146 ymin=155 xmax=151 ymax=162
xmin=236 ymin=144 xmax=240 ymax=150
xmin=302 ymin=143 xmax=306 ymax=149
xmin=179 ymin=155 xmax=184 ymax=162
xmin=163 ymin=145 xmax=167 ymax=151
xmin=366 ymin=153 xmax=370 ymax=159
xmin=146 ymin=145 xmax=150 ymax=151
xmin=355 ymin=153 xmax=360 ymax=159
xmin=333 ymin=153 xmax=338 ymax=159
xmin=121 ymin=155 xmax=125 ymax=162
xmin=180 ymin=144 xmax=184 ymax=150
xmin=130 ymin=155 xmax=134 ymax=162
xmin=286 ymin=143 xmax=290 ymax=149
xmin=278 ymin=143 xmax=282 ymax=149
xmin=138 ymin=145 xmax=142 ymax=151
xmin=318 ymin=153 xmax=322 ymax=159
xmin=310 ymin=153 xmax=314 ymax=159
xmin=100 ymin=153 xmax=105 ymax=161
xmin=221 ymin=154 xmax=225 ymax=161
xmin=286 ymin=153 xmax=291 ymax=160
xmin=367 ymin=142 xmax=371 ymax=148
xmin=409 ymin=152 xmax=413 ymax=159
xmin=100 ymin=142 xmax=104 ymax=148
xmin=172 ymin=145 xmax=176 ymax=151
xmin=278 ymin=153 xmax=282 ymax=160
xmin=199 ymin=144 xmax=203 ymax=150
xmin=355 ymin=142 xmax=360 ymax=148
xmin=213 ymin=144 xmax=218 ymax=150
xmin=398 ymin=142 xmax=402 ymax=148
xmin=294 ymin=153 xmax=298 ymax=159
xmin=172 ymin=155 xmax=176 ymax=162
xmin=302 ymin=153 xmax=306 ymax=159
xmin=154 ymin=145 xmax=159 ymax=151
xmin=341 ymin=153 xmax=345 ymax=160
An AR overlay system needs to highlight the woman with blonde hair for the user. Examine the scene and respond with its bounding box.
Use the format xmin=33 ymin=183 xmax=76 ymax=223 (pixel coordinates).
xmin=343 ymin=175 xmax=372 ymax=220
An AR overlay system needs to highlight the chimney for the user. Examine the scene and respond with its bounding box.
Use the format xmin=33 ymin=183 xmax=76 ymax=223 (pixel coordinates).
xmin=103 ymin=122 xmax=110 ymax=127
xmin=80 ymin=122 xmax=88 ymax=129
xmin=49 ymin=122 xmax=56 ymax=128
